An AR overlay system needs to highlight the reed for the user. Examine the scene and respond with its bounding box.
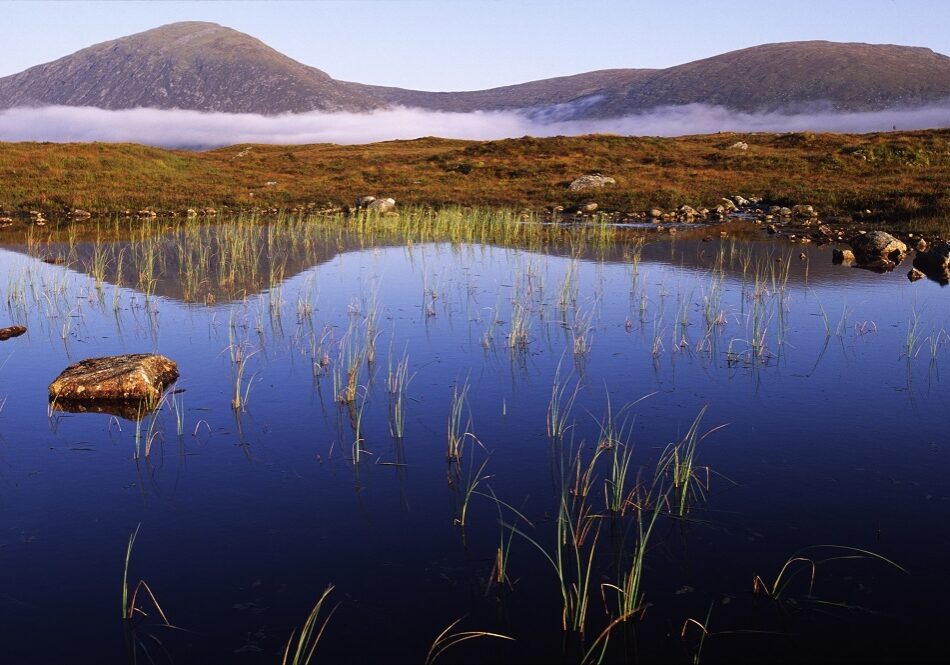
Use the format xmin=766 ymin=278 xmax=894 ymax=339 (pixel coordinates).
xmin=387 ymin=347 xmax=413 ymax=439
xmin=752 ymin=545 xmax=906 ymax=601
xmin=281 ymin=586 xmax=336 ymax=665
xmin=903 ymin=309 xmax=922 ymax=359
xmin=453 ymin=449 xmax=492 ymax=529
xmin=482 ymin=486 xmax=533 ymax=592
xmin=446 ymin=380 xmax=473 ymax=462
xmin=547 ymin=361 xmax=579 ymax=440
xmin=121 ymin=524 xmax=172 ymax=627
xmin=424 ymin=618 xmax=512 ymax=665
xmin=231 ymin=348 xmax=258 ymax=411
xmin=507 ymin=299 xmax=531 ymax=350
xmin=656 ymin=406 xmax=719 ymax=517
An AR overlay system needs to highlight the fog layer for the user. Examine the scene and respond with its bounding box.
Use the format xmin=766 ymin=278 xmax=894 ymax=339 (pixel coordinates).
xmin=0 ymin=102 xmax=947 ymax=147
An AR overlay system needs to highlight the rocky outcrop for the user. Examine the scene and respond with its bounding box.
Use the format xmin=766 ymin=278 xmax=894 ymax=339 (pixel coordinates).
xmin=568 ymin=175 xmax=616 ymax=192
xmin=48 ymin=354 xmax=179 ymax=402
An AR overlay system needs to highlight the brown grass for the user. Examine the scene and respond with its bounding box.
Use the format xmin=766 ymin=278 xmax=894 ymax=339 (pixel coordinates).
xmin=0 ymin=129 xmax=948 ymax=226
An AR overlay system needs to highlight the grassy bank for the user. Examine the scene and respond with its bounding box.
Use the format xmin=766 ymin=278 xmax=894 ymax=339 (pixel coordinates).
xmin=1 ymin=129 xmax=948 ymax=225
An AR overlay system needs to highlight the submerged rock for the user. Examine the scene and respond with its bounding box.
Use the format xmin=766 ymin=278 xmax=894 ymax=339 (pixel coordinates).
xmin=849 ymin=231 xmax=907 ymax=269
xmin=0 ymin=325 xmax=26 ymax=340
xmin=49 ymin=354 xmax=179 ymax=402
xmin=568 ymin=175 xmax=616 ymax=192
xmin=50 ymin=398 xmax=159 ymax=422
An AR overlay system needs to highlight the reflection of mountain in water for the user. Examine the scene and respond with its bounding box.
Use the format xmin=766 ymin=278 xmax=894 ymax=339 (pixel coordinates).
xmin=2 ymin=222 xmax=378 ymax=303
xmin=0 ymin=220 xmax=878 ymax=304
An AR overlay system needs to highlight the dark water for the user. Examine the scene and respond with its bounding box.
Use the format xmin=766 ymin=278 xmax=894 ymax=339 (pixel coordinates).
xmin=0 ymin=225 xmax=948 ymax=664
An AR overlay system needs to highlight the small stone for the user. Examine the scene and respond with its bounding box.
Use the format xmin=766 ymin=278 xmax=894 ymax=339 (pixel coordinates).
xmin=0 ymin=325 xmax=26 ymax=340
xmin=833 ymin=248 xmax=856 ymax=264
xmin=908 ymin=268 xmax=925 ymax=282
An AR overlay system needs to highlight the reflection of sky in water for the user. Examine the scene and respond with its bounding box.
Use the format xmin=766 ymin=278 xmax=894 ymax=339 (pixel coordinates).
xmin=0 ymin=238 xmax=948 ymax=663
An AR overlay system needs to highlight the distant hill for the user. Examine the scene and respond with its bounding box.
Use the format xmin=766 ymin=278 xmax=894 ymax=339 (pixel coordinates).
xmin=368 ymin=41 xmax=950 ymax=117
xmin=0 ymin=22 xmax=383 ymax=113
xmin=1 ymin=22 xmax=949 ymax=117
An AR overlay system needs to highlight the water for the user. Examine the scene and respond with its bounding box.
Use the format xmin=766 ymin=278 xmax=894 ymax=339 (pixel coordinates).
xmin=0 ymin=220 xmax=947 ymax=663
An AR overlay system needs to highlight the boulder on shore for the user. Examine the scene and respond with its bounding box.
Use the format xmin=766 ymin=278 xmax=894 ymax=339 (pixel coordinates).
xmin=568 ymin=175 xmax=616 ymax=192
xmin=48 ymin=354 xmax=179 ymax=403
xmin=366 ymin=198 xmax=396 ymax=213
xmin=849 ymin=231 xmax=907 ymax=269
xmin=913 ymin=241 xmax=950 ymax=283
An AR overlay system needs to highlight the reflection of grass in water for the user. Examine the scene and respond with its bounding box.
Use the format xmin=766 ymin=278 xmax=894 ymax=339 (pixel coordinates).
xmin=23 ymin=208 xmax=647 ymax=303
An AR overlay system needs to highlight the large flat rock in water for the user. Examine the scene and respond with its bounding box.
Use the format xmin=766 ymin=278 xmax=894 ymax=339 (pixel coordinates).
xmin=48 ymin=354 xmax=179 ymax=402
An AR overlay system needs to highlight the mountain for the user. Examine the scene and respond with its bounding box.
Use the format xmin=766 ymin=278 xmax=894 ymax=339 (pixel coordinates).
xmin=0 ymin=22 xmax=383 ymax=113
xmin=369 ymin=41 xmax=950 ymax=117
xmin=1 ymin=22 xmax=949 ymax=118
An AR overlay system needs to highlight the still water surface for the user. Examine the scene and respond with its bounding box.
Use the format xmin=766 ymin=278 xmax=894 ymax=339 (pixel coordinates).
xmin=0 ymin=224 xmax=947 ymax=663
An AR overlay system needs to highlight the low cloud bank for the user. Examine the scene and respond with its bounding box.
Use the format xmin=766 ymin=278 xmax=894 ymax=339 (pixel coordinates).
xmin=0 ymin=102 xmax=948 ymax=148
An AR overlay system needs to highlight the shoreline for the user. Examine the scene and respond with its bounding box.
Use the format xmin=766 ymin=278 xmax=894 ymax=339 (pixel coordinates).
xmin=0 ymin=130 xmax=947 ymax=231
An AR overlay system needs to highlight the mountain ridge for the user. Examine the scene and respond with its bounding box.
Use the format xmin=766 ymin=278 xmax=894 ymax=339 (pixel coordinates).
xmin=1 ymin=22 xmax=949 ymax=117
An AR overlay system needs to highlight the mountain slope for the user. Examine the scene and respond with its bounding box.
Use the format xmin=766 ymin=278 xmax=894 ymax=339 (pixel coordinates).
xmin=0 ymin=22 xmax=383 ymax=113
xmin=1 ymin=22 xmax=949 ymax=117
xmin=361 ymin=41 xmax=950 ymax=116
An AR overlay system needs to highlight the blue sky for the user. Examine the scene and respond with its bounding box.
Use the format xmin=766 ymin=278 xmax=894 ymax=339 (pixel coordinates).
xmin=2 ymin=0 xmax=948 ymax=90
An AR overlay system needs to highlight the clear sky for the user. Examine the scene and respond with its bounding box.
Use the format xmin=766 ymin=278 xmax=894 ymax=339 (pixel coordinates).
xmin=1 ymin=0 xmax=948 ymax=90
